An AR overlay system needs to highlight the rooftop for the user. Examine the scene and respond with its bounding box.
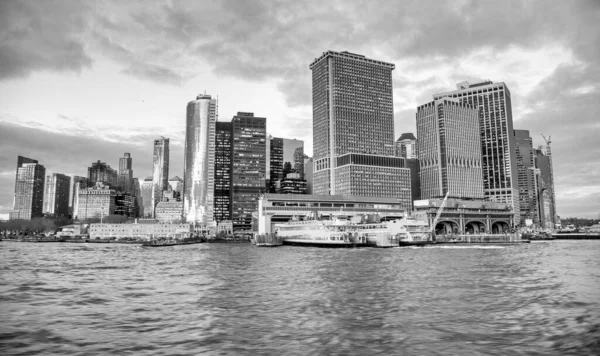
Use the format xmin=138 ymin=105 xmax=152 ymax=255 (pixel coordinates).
xmin=397 ymin=132 xmax=416 ymax=142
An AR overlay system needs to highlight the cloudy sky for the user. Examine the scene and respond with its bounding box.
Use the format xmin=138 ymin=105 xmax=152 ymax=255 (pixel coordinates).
xmin=1 ymin=0 xmax=599 ymax=219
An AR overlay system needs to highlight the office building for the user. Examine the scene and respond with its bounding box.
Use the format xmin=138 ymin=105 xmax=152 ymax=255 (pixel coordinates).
xmin=514 ymin=130 xmax=539 ymax=225
xmin=43 ymin=173 xmax=71 ymax=217
xmin=155 ymin=201 xmax=184 ymax=223
xmin=309 ymin=50 xmax=410 ymax=208
xmin=76 ymin=182 xmax=116 ymax=221
xmin=115 ymin=193 xmax=137 ymax=217
xmin=268 ymin=137 xmax=304 ymax=192
xmin=152 ymin=137 xmax=170 ymax=217
xmin=275 ymin=172 xmax=307 ymax=194
xmin=416 ymin=98 xmax=484 ymax=200
xmin=535 ymin=147 xmax=558 ymax=229
xmin=304 ymin=157 xmax=314 ymax=195
xmin=434 ymin=80 xmax=519 ymax=224
xmin=88 ymin=161 xmax=118 ymax=187
xmin=214 ymin=121 xmax=232 ymax=223
xmin=118 ymin=153 xmax=133 ymax=193
xmin=396 ymin=133 xmax=418 ymax=159
xmin=231 ymin=112 xmax=267 ymax=231
xmin=168 ymin=176 xmax=183 ymax=196
xmin=69 ymin=176 xmax=89 ymax=215
xmin=140 ymin=177 xmax=153 ymax=218
xmin=10 ymin=156 xmax=45 ymax=220
xmin=183 ymin=94 xmax=217 ymax=225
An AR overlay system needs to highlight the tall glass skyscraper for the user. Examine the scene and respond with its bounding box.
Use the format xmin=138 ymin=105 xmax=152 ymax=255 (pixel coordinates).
xmin=514 ymin=130 xmax=538 ymax=225
xmin=10 ymin=156 xmax=46 ymax=220
xmin=183 ymin=94 xmax=217 ymax=225
xmin=309 ymin=51 xmax=411 ymax=208
xmin=434 ymin=81 xmax=520 ymax=225
xmin=43 ymin=173 xmax=71 ymax=217
xmin=151 ymin=137 xmax=170 ymax=218
xmin=416 ymin=98 xmax=484 ymax=200
xmin=118 ymin=152 xmax=133 ymax=193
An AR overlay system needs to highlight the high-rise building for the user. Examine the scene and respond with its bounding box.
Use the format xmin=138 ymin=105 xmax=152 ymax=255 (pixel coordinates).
xmin=514 ymin=130 xmax=538 ymax=225
xmin=309 ymin=50 xmax=411 ymax=208
xmin=231 ymin=112 xmax=267 ymax=231
xmin=304 ymin=157 xmax=314 ymax=195
xmin=43 ymin=173 xmax=71 ymax=217
xmin=416 ymin=98 xmax=484 ymax=200
xmin=275 ymin=172 xmax=307 ymax=194
xmin=88 ymin=161 xmax=118 ymax=187
xmin=267 ymin=137 xmax=304 ymax=192
xmin=70 ymin=176 xmax=89 ymax=212
xmin=117 ymin=153 xmax=133 ymax=193
xmin=434 ymin=80 xmax=519 ymax=224
xmin=214 ymin=121 xmax=232 ymax=223
xmin=140 ymin=177 xmax=153 ymax=218
xmin=396 ymin=133 xmax=418 ymax=159
xmin=534 ymin=147 xmax=557 ymax=229
xmin=183 ymin=94 xmax=217 ymax=225
xmin=10 ymin=156 xmax=45 ymax=220
xmin=76 ymin=182 xmax=116 ymax=221
xmin=152 ymin=137 xmax=169 ymax=217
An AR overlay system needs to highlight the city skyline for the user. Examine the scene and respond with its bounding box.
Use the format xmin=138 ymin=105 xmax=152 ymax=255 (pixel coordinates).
xmin=0 ymin=1 xmax=599 ymax=219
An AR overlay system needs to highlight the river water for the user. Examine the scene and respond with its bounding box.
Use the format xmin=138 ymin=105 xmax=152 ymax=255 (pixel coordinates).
xmin=1 ymin=241 xmax=599 ymax=355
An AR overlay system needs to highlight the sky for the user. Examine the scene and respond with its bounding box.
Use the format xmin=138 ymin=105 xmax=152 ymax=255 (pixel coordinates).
xmin=0 ymin=0 xmax=599 ymax=220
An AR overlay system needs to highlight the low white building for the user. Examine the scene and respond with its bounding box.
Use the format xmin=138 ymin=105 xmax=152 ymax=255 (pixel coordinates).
xmin=89 ymin=222 xmax=192 ymax=240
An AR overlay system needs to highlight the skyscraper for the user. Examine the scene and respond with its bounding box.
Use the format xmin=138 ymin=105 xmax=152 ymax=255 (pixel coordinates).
xmin=396 ymin=133 xmax=418 ymax=159
xmin=140 ymin=177 xmax=153 ymax=218
xmin=118 ymin=153 xmax=133 ymax=193
xmin=88 ymin=161 xmax=118 ymax=187
xmin=434 ymin=80 xmax=519 ymax=224
xmin=10 ymin=156 xmax=45 ymax=220
xmin=416 ymin=98 xmax=484 ymax=199
xmin=43 ymin=173 xmax=71 ymax=217
xmin=152 ymin=137 xmax=169 ymax=218
xmin=183 ymin=94 xmax=217 ymax=224
xmin=514 ymin=130 xmax=538 ymax=225
xmin=268 ymin=137 xmax=304 ymax=192
xmin=309 ymin=50 xmax=411 ymax=207
xmin=214 ymin=121 xmax=232 ymax=223
xmin=231 ymin=112 xmax=267 ymax=230
xmin=534 ymin=147 xmax=557 ymax=229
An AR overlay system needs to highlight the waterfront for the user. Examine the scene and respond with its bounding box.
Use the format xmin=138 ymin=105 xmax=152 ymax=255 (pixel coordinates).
xmin=1 ymin=241 xmax=599 ymax=355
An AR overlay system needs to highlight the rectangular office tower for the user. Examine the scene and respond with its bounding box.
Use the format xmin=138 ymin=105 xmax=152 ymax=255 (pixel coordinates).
xmin=534 ymin=147 xmax=558 ymax=229
xmin=416 ymin=98 xmax=484 ymax=200
xmin=214 ymin=121 xmax=232 ymax=223
xmin=152 ymin=137 xmax=170 ymax=218
xmin=231 ymin=112 xmax=267 ymax=231
xmin=514 ymin=130 xmax=539 ymax=226
xmin=309 ymin=50 xmax=410 ymax=208
xmin=268 ymin=137 xmax=304 ymax=193
xmin=184 ymin=95 xmax=217 ymax=225
xmin=118 ymin=153 xmax=133 ymax=193
xmin=434 ymin=81 xmax=519 ymax=224
xmin=43 ymin=173 xmax=71 ymax=217
xmin=10 ymin=156 xmax=45 ymax=220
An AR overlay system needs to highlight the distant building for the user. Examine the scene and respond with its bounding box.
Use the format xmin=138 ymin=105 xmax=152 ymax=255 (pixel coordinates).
xmin=89 ymin=223 xmax=191 ymax=240
xmin=152 ymin=137 xmax=170 ymax=217
xmin=416 ymin=98 xmax=484 ymax=200
xmin=183 ymin=94 xmax=217 ymax=225
xmin=88 ymin=161 xmax=118 ymax=187
xmin=43 ymin=173 xmax=71 ymax=217
xmin=310 ymin=50 xmax=409 ymax=204
xmin=214 ymin=121 xmax=232 ymax=223
xmin=76 ymin=182 xmax=116 ymax=221
xmin=140 ymin=177 xmax=153 ymax=218
xmin=10 ymin=156 xmax=45 ymax=220
xmin=304 ymin=157 xmax=313 ymax=195
xmin=115 ymin=193 xmax=137 ymax=217
xmin=268 ymin=137 xmax=304 ymax=192
xmin=155 ymin=201 xmax=184 ymax=223
xmin=514 ymin=130 xmax=539 ymax=226
xmin=405 ymin=158 xmax=421 ymax=204
xmin=231 ymin=112 xmax=267 ymax=231
xmin=396 ymin=133 xmax=417 ymax=159
xmin=434 ymin=80 xmax=519 ymax=225
xmin=535 ymin=147 xmax=558 ymax=229
xmin=117 ymin=153 xmax=133 ymax=193
xmin=168 ymin=176 xmax=183 ymax=196
xmin=69 ymin=176 xmax=89 ymax=216
xmin=276 ymin=172 xmax=307 ymax=194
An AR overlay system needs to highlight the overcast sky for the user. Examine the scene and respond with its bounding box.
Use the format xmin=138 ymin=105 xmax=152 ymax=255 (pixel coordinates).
xmin=1 ymin=0 xmax=599 ymax=219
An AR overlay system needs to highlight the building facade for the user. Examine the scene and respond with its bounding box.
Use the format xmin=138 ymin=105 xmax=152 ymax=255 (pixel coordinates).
xmin=155 ymin=201 xmax=184 ymax=223
xmin=10 ymin=156 xmax=45 ymax=220
xmin=268 ymin=137 xmax=304 ymax=192
xmin=115 ymin=193 xmax=137 ymax=217
xmin=152 ymin=137 xmax=170 ymax=217
xmin=43 ymin=173 xmax=71 ymax=217
xmin=183 ymin=94 xmax=217 ymax=225
xmin=76 ymin=183 xmax=116 ymax=221
xmin=168 ymin=176 xmax=183 ymax=196
xmin=89 ymin=223 xmax=191 ymax=240
xmin=70 ymin=176 xmax=89 ymax=217
xmin=140 ymin=177 xmax=153 ymax=218
xmin=396 ymin=132 xmax=418 ymax=159
xmin=88 ymin=161 xmax=118 ymax=187
xmin=214 ymin=121 xmax=232 ymax=223
xmin=514 ymin=130 xmax=539 ymax=226
xmin=535 ymin=147 xmax=558 ymax=229
xmin=275 ymin=172 xmax=308 ymax=194
xmin=416 ymin=98 xmax=484 ymax=200
xmin=433 ymin=80 xmax=519 ymax=224
xmin=310 ymin=50 xmax=404 ymax=200
xmin=231 ymin=112 xmax=267 ymax=231
xmin=118 ymin=153 xmax=133 ymax=193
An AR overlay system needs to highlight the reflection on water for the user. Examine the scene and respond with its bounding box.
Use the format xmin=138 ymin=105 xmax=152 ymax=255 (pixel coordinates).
xmin=1 ymin=241 xmax=599 ymax=355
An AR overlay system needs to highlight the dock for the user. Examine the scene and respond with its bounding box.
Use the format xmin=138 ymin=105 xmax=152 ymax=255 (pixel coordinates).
xmin=254 ymin=233 xmax=283 ymax=247
xmin=435 ymin=234 xmax=529 ymax=244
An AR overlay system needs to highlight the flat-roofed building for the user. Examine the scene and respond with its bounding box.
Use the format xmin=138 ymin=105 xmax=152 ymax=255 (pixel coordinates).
xmin=155 ymin=201 xmax=184 ymax=223
xmin=76 ymin=182 xmax=116 ymax=221
xmin=10 ymin=156 xmax=45 ymax=220
xmin=43 ymin=173 xmax=71 ymax=217
xmin=89 ymin=223 xmax=192 ymax=240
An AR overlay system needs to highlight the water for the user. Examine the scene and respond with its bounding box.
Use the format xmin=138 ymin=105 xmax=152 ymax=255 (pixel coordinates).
xmin=1 ymin=241 xmax=599 ymax=355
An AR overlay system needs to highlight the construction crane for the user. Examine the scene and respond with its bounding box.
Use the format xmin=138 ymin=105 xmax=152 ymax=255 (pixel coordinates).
xmin=430 ymin=191 xmax=450 ymax=237
xmin=541 ymin=134 xmax=551 ymax=146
